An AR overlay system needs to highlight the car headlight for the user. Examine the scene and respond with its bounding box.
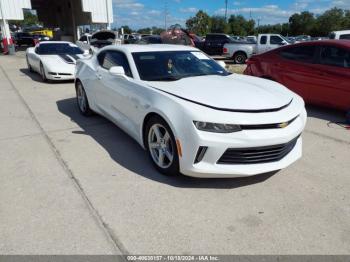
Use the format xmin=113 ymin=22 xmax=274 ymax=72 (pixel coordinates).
xmin=193 ymin=121 xmax=241 ymax=133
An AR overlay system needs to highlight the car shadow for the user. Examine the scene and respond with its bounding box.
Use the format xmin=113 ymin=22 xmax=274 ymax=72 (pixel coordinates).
xmin=306 ymin=104 xmax=350 ymax=128
xmin=56 ymin=97 xmax=277 ymax=189
xmin=20 ymin=68 xmax=74 ymax=84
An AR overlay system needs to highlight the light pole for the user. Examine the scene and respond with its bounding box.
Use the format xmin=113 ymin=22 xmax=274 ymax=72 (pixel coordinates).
xmin=225 ymin=0 xmax=228 ymax=22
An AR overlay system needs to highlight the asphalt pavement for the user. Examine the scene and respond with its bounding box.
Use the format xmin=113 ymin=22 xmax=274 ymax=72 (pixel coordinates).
xmin=0 ymin=52 xmax=350 ymax=254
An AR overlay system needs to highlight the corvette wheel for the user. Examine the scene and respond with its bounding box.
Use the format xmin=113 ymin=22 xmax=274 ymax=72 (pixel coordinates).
xmin=76 ymin=81 xmax=93 ymax=116
xmin=26 ymin=57 xmax=33 ymax=72
xmin=146 ymin=116 xmax=179 ymax=176
xmin=40 ymin=63 xmax=48 ymax=82
xmin=234 ymin=52 xmax=247 ymax=64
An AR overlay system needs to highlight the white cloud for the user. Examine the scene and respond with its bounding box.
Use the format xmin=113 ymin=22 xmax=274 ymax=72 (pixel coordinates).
xmin=179 ymin=7 xmax=199 ymax=13
xmin=113 ymin=0 xmax=144 ymax=9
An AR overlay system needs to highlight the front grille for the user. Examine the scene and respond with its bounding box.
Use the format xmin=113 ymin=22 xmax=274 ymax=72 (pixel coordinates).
xmin=217 ymin=135 xmax=300 ymax=165
xmin=58 ymin=73 xmax=73 ymax=76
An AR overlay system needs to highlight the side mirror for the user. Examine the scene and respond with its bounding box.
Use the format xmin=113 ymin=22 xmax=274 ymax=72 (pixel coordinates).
xmin=83 ymin=41 xmax=88 ymax=44
xmin=109 ymin=66 xmax=125 ymax=76
xmin=217 ymin=60 xmax=227 ymax=69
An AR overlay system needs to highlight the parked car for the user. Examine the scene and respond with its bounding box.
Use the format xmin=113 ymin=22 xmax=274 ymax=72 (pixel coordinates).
xmin=198 ymin=33 xmax=236 ymax=56
xmin=13 ymin=32 xmax=36 ymax=47
xmin=88 ymin=30 xmax=121 ymax=53
xmin=76 ymin=34 xmax=92 ymax=50
xmin=295 ymin=35 xmax=311 ymax=43
xmin=329 ymin=30 xmax=350 ymax=40
xmin=32 ymin=34 xmax=51 ymax=42
xmin=75 ymin=44 xmax=306 ymax=178
xmin=26 ymin=41 xmax=88 ymax=82
xmin=136 ymin=35 xmax=162 ymax=44
xmin=223 ymin=34 xmax=290 ymax=64
xmin=244 ymin=40 xmax=350 ymax=113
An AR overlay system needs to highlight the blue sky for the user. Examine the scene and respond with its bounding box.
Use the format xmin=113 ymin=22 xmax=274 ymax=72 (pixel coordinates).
xmin=112 ymin=0 xmax=350 ymax=29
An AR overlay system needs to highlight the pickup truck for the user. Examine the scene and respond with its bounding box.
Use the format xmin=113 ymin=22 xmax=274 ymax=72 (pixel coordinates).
xmin=197 ymin=33 xmax=235 ymax=56
xmin=329 ymin=30 xmax=350 ymax=40
xmin=223 ymin=34 xmax=289 ymax=64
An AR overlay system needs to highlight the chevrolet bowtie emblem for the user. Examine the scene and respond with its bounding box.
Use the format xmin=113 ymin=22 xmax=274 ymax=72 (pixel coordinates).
xmin=278 ymin=122 xmax=289 ymax=128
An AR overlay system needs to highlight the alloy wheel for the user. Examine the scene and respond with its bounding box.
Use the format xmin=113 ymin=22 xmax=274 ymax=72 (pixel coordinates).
xmin=77 ymin=83 xmax=87 ymax=113
xmin=148 ymin=123 xmax=174 ymax=169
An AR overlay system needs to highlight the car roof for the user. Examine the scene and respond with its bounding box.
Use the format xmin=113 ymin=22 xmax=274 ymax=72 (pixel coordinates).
xmin=102 ymin=44 xmax=198 ymax=53
xmin=332 ymin=30 xmax=350 ymax=34
xmin=293 ymin=40 xmax=350 ymax=48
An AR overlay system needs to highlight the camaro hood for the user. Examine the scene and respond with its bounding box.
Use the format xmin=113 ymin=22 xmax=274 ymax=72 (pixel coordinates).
xmin=148 ymin=74 xmax=294 ymax=112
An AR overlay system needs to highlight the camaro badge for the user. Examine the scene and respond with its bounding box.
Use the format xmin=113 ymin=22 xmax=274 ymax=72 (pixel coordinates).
xmin=278 ymin=122 xmax=289 ymax=128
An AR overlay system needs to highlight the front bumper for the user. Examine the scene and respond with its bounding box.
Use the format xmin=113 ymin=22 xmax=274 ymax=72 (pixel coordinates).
xmin=179 ymin=113 xmax=306 ymax=178
xmin=46 ymin=72 xmax=75 ymax=81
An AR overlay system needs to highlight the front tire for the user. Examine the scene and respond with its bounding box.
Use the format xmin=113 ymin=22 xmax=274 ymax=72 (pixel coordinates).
xmin=145 ymin=116 xmax=180 ymax=176
xmin=233 ymin=52 xmax=247 ymax=64
xmin=26 ymin=56 xmax=33 ymax=72
xmin=76 ymin=81 xmax=93 ymax=116
xmin=40 ymin=62 xmax=48 ymax=82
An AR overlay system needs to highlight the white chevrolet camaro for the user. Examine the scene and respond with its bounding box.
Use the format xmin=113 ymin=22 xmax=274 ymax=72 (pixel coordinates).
xmin=26 ymin=41 xmax=88 ymax=82
xmin=75 ymin=44 xmax=307 ymax=178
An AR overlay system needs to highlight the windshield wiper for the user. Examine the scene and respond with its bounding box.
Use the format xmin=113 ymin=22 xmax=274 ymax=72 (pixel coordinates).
xmin=148 ymin=76 xmax=181 ymax=81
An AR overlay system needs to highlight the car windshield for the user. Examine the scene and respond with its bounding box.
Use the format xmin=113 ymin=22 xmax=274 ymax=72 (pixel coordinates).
xmin=132 ymin=51 xmax=230 ymax=81
xmin=37 ymin=43 xmax=83 ymax=55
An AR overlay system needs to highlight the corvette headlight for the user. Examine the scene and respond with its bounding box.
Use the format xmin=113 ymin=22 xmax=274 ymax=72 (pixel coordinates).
xmin=193 ymin=121 xmax=241 ymax=133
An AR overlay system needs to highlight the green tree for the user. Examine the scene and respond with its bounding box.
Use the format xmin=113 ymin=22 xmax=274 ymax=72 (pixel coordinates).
xmin=210 ymin=16 xmax=228 ymax=33
xmin=186 ymin=10 xmax=211 ymax=36
xmin=227 ymin=15 xmax=255 ymax=36
xmin=314 ymin=8 xmax=345 ymax=36
xmin=120 ymin=25 xmax=132 ymax=34
xmin=289 ymin=11 xmax=315 ymax=36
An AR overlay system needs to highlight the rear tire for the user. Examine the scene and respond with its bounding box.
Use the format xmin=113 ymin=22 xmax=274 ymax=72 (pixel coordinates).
xmin=76 ymin=81 xmax=93 ymax=116
xmin=145 ymin=116 xmax=180 ymax=176
xmin=233 ymin=52 xmax=247 ymax=64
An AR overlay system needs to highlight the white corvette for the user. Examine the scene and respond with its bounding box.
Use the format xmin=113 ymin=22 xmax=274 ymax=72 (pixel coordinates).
xmin=75 ymin=44 xmax=307 ymax=178
xmin=26 ymin=41 xmax=88 ymax=81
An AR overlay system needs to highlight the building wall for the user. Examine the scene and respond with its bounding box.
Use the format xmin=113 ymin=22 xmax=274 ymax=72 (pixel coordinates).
xmin=0 ymin=0 xmax=31 ymax=20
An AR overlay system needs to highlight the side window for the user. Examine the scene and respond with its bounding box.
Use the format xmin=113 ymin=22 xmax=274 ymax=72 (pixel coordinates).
xmin=97 ymin=52 xmax=106 ymax=66
xmin=319 ymin=46 xmax=350 ymax=68
xmin=260 ymin=36 xmax=267 ymax=45
xmin=270 ymin=36 xmax=283 ymax=45
xmin=100 ymin=51 xmax=133 ymax=77
xmin=280 ymin=46 xmax=316 ymax=63
xmin=339 ymin=34 xmax=350 ymax=40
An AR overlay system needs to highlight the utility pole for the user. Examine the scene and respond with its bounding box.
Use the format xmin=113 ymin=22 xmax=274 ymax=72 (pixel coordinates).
xmin=225 ymin=0 xmax=228 ymax=22
xmin=164 ymin=0 xmax=168 ymax=30
xmin=106 ymin=0 xmax=111 ymax=30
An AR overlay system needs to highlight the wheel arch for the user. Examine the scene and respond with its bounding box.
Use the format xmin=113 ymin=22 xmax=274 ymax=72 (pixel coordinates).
xmin=141 ymin=110 xmax=179 ymax=149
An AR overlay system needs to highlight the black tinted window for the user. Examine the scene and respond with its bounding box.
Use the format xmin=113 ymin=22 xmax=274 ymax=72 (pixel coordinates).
xmin=280 ymin=46 xmax=316 ymax=63
xmin=319 ymin=46 xmax=350 ymax=68
xmin=339 ymin=34 xmax=350 ymax=40
xmin=260 ymin=36 xmax=267 ymax=45
xmin=270 ymin=36 xmax=283 ymax=45
xmin=37 ymin=43 xmax=83 ymax=55
xmin=79 ymin=36 xmax=87 ymax=41
xmin=100 ymin=51 xmax=132 ymax=77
